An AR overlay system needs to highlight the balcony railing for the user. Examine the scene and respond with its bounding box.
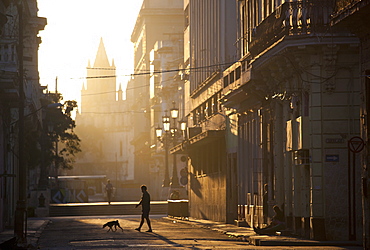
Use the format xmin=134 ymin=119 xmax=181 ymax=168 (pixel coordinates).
xmin=249 ymin=0 xmax=335 ymax=56
xmin=331 ymin=0 xmax=370 ymax=25
xmin=334 ymin=0 xmax=361 ymax=12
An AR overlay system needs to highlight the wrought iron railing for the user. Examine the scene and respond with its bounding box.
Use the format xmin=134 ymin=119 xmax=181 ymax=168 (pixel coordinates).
xmin=334 ymin=0 xmax=360 ymax=12
xmin=249 ymin=0 xmax=335 ymax=56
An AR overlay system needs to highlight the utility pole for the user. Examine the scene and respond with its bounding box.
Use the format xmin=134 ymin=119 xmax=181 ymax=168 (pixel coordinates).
xmin=364 ymin=72 xmax=370 ymax=249
xmin=14 ymin=0 xmax=27 ymax=244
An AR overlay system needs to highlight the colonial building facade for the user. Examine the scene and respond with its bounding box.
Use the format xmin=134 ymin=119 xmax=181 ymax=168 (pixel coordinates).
xmin=331 ymin=0 xmax=370 ymax=247
xmin=221 ymin=0 xmax=362 ymax=241
xmin=169 ymin=0 xmax=366 ymax=242
xmin=180 ymin=0 xmax=238 ymax=223
xmin=0 ymin=0 xmax=46 ymax=231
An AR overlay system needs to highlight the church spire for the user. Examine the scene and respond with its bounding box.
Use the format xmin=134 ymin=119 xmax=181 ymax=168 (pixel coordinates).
xmin=118 ymin=83 xmax=123 ymax=101
xmin=93 ymin=37 xmax=110 ymax=67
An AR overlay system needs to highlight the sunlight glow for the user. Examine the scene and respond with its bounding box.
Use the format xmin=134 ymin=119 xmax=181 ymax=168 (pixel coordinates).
xmin=37 ymin=0 xmax=143 ymax=105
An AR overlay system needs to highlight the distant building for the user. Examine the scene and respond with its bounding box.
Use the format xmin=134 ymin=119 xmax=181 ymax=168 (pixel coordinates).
xmin=73 ymin=38 xmax=135 ymax=200
xmin=128 ymin=0 xmax=184 ymax=200
xmin=150 ymin=38 xmax=186 ymax=200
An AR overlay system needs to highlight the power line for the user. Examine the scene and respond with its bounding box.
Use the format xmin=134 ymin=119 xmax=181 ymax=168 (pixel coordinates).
xmin=32 ymin=60 xmax=236 ymax=82
xmin=78 ymin=61 xmax=236 ymax=79
xmin=87 ymin=61 xmax=234 ymax=73
xmin=80 ymin=109 xmax=191 ymax=115
xmin=81 ymin=90 xmax=117 ymax=96
xmin=81 ymin=77 xmax=178 ymax=96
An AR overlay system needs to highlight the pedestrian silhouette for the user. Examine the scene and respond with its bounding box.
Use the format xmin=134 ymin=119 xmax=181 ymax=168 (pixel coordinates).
xmin=135 ymin=185 xmax=152 ymax=232
xmin=254 ymin=205 xmax=286 ymax=235
xmin=105 ymin=179 xmax=113 ymax=205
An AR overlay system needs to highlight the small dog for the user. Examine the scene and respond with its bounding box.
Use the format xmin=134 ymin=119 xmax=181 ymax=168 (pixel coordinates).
xmin=103 ymin=220 xmax=123 ymax=232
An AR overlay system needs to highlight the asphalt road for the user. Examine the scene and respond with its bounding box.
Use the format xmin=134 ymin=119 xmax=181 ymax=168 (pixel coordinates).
xmin=38 ymin=215 xmax=362 ymax=249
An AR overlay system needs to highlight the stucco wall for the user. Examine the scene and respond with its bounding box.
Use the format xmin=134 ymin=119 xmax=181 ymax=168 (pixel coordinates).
xmin=188 ymin=171 xmax=227 ymax=222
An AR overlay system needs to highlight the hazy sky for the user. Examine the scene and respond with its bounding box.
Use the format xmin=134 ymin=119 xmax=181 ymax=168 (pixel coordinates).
xmin=37 ymin=0 xmax=143 ymax=106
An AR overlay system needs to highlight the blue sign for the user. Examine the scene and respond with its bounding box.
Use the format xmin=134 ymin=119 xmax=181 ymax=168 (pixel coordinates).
xmin=325 ymin=155 xmax=339 ymax=162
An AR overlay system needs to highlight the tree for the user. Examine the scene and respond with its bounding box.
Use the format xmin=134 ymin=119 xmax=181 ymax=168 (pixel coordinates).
xmin=41 ymin=93 xmax=81 ymax=171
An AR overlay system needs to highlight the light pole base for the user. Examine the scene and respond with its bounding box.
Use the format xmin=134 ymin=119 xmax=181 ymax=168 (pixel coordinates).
xmin=169 ymin=186 xmax=187 ymax=200
xmin=14 ymin=200 xmax=27 ymax=244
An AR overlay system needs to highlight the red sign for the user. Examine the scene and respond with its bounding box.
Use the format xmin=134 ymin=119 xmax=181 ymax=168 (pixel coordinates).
xmin=348 ymin=136 xmax=365 ymax=153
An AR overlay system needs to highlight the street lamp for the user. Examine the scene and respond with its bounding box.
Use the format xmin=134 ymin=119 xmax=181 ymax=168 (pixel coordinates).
xmin=169 ymin=103 xmax=180 ymax=188
xmin=180 ymin=120 xmax=187 ymax=136
xmin=163 ymin=113 xmax=170 ymax=132
xmin=156 ymin=112 xmax=170 ymax=187
xmin=156 ymin=102 xmax=187 ymax=190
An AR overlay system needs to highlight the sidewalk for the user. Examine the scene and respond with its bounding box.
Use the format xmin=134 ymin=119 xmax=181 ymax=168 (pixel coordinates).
xmin=164 ymin=217 xmax=363 ymax=247
xmin=0 ymin=218 xmax=49 ymax=249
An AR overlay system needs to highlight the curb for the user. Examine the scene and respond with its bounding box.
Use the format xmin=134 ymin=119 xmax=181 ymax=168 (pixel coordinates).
xmin=27 ymin=219 xmax=50 ymax=249
xmin=164 ymin=217 xmax=363 ymax=247
xmin=249 ymin=235 xmax=363 ymax=247
xmin=0 ymin=219 xmax=50 ymax=249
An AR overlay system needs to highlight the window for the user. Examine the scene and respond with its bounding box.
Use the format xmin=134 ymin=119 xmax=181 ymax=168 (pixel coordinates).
xmin=184 ymin=6 xmax=189 ymax=28
xmin=236 ymin=66 xmax=241 ymax=80
xmin=224 ymin=75 xmax=229 ymax=87
xmin=230 ymin=71 xmax=235 ymax=84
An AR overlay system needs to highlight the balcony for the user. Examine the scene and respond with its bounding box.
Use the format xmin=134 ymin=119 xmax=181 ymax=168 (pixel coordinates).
xmin=331 ymin=0 xmax=370 ymax=28
xmin=334 ymin=0 xmax=364 ymax=12
xmin=249 ymin=0 xmax=335 ymax=56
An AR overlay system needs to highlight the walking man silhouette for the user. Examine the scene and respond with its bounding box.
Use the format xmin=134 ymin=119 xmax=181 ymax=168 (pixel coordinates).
xmin=135 ymin=185 xmax=152 ymax=232
xmin=105 ymin=179 xmax=113 ymax=205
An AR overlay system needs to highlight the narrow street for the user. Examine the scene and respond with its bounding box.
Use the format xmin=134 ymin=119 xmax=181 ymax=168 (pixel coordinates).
xmin=37 ymin=215 xmax=362 ymax=249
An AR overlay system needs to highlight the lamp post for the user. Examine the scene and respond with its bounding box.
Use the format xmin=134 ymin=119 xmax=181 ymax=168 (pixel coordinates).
xmin=169 ymin=105 xmax=180 ymax=188
xmin=156 ymin=102 xmax=187 ymax=190
xmin=156 ymin=112 xmax=170 ymax=187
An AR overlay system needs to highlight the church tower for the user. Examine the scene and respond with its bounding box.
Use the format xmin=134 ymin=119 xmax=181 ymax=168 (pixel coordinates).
xmin=73 ymin=38 xmax=135 ymax=199
xmin=81 ymin=38 xmax=116 ymax=114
